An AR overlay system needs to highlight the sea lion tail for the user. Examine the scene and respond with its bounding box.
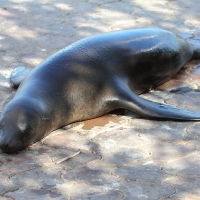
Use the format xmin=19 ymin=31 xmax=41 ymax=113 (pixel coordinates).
xmin=191 ymin=44 xmax=200 ymax=60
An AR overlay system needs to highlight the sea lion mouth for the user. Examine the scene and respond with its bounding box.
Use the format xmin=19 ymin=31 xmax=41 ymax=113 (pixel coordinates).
xmin=0 ymin=141 xmax=26 ymax=154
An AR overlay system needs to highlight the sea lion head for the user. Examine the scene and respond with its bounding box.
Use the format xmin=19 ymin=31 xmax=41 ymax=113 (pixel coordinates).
xmin=0 ymin=100 xmax=49 ymax=154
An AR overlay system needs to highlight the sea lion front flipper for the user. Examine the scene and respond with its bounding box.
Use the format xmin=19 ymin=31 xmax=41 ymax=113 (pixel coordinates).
xmin=10 ymin=67 xmax=31 ymax=88
xmin=116 ymin=89 xmax=200 ymax=121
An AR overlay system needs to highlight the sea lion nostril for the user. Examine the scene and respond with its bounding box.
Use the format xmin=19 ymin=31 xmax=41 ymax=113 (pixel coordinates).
xmin=0 ymin=143 xmax=9 ymax=152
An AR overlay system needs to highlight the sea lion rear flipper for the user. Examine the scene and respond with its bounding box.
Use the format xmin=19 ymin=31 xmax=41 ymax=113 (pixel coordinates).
xmin=117 ymin=90 xmax=200 ymax=120
xmin=10 ymin=67 xmax=31 ymax=88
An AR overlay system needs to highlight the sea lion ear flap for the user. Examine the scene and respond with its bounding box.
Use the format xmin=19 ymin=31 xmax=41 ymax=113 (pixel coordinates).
xmin=42 ymin=117 xmax=49 ymax=121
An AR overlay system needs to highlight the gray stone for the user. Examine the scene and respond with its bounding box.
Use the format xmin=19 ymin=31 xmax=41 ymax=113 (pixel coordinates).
xmin=62 ymin=160 xmax=121 ymax=186
xmin=163 ymin=154 xmax=200 ymax=177
xmin=0 ymin=150 xmax=52 ymax=173
xmin=119 ymin=180 xmax=174 ymax=200
xmin=139 ymin=121 xmax=195 ymax=142
xmin=5 ymin=188 xmax=67 ymax=200
xmin=56 ymin=181 xmax=122 ymax=200
xmin=163 ymin=176 xmax=200 ymax=199
xmin=0 ymin=172 xmax=19 ymax=195
xmin=115 ymin=161 xmax=169 ymax=182
xmin=10 ymin=167 xmax=63 ymax=189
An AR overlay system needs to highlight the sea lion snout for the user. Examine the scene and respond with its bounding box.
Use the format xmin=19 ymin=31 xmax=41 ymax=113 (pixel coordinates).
xmin=0 ymin=104 xmax=44 ymax=153
xmin=0 ymin=138 xmax=25 ymax=154
xmin=0 ymin=122 xmax=37 ymax=154
xmin=0 ymin=123 xmax=31 ymax=153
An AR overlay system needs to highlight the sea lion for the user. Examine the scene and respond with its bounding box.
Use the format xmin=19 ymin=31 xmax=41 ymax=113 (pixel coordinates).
xmin=0 ymin=28 xmax=200 ymax=153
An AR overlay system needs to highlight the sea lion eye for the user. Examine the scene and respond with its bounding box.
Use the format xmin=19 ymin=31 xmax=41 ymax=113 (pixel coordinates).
xmin=18 ymin=122 xmax=27 ymax=131
xmin=18 ymin=120 xmax=34 ymax=132
xmin=18 ymin=123 xmax=34 ymax=133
